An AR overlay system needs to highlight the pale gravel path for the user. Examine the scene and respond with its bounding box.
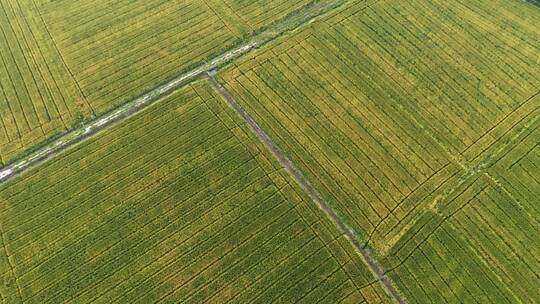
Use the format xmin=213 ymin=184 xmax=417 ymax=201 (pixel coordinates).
xmin=207 ymin=72 xmax=406 ymax=304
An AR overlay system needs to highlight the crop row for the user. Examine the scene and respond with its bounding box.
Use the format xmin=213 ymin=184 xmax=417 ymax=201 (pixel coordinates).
xmin=77 ymin=23 xmax=232 ymax=108
xmin=11 ymin=120 xmax=237 ymax=270
xmin=218 ymin=0 xmax=540 ymax=249
xmin=36 ymin=0 xmax=329 ymax=118
xmin=214 ymin=1 xmax=538 ymax=302
xmin=222 ymin=0 xmax=312 ymax=30
xmin=46 ymin=0 xmax=188 ymax=46
xmin=195 ymin=81 xmax=387 ymax=300
xmin=0 ymin=0 xmax=344 ymax=163
xmin=487 ymin=113 xmax=539 ymax=217
xmin=2 ymin=91 xmax=255 ymax=276
xmin=387 ymin=219 xmax=516 ymax=303
xmin=381 ymin=115 xmax=539 ymax=304
xmin=44 ymin=1 xmax=237 ymax=112
xmin=384 ymin=174 xmax=539 ymax=303
xmin=459 ymin=91 xmax=540 ymax=167
xmin=66 ymin=4 xmax=204 ymax=70
xmin=0 ymin=0 xmax=58 ymax=131
xmin=3 ymin=90 xmax=235 ymax=276
xmin=0 ymin=86 xmax=198 ymax=197
xmin=450 ymin=187 xmax=539 ymax=302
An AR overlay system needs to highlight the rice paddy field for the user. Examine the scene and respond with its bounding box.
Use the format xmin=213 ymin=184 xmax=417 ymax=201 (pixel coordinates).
xmin=0 ymin=0 xmax=538 ymax=303
xmin=0 ymin=0 xmax=93 ymax=163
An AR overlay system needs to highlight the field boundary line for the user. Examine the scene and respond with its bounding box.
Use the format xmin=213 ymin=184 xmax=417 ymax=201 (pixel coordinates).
xmin=0 ymin=220 xmax=23 ymax=303
xmin=206 ymin=72 xmax=406 ymax=304
xmin=477 ymin=93 xmax=539 ymax=170
xmin=0 ymin=0 xmax=352 ymax=184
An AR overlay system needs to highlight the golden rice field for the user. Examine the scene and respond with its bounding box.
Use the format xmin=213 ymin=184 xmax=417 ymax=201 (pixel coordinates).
xmin=0 ymin=81 xmax=391 ymax=303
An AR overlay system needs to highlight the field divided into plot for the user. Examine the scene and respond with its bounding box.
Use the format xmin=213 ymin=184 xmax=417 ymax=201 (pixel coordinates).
xmin=384 ymin=160 xmax=539 ymax=302
xmin=0 ymin=0 xmax=325 ymax=166
xmin=486 ymin=102 xmax=539 ymax=216
xmin=217 ymin=0 xmax=540 ymax=302
xmin=382 ymin=105 xmax=539 ymax=302
xmin=1 ymin=0 xmax=538 ymax=303
xmin=0 ymin=0 xmax=92 ymax=164
xmin=0 ymin=81 xmax=390 ymax=304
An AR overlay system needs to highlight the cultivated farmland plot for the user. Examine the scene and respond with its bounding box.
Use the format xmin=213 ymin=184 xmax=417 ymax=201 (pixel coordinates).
xmin=0 ymin=81 xmax=391 ymax=303
xmin=0 ymin=0 xmax=93 ymax=163
xmin=0 ymin=0 xmax=538 ymax=303
xmin=217 ymin=0 xmax=540 ymax=302
xmin=0 ymin=0 xmax=326 ymax=165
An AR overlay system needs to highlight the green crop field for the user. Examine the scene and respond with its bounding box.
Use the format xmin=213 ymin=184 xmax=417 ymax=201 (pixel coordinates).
xmin=0 ymin=0 xmax=324 ymax=164
xmin=36 ymin=0 xmax=241 ymax=112
xmin=211 ymin=0 xmax=313 ymax=33
xmin=0 ymin=0 xmax=538 ymax=303
xmin=217 ymin=0 xmax=540 ymax=302
xmin=0 ymin=81 xmax=390 ymax=303
xmin=0 ymin=0 xmax=93 ymax=163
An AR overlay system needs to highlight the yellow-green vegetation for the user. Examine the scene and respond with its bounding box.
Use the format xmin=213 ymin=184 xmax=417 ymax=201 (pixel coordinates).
xmin=0 ymin=0 xmax=93 ymax=163
xmin=0 ymin=0 xmax=325 ymax=165
xmin=218 ymin=0 xmax=540 ymax=302
xmin=0 ymin=81 xmax=391 ymax=303
xmin=36 ymin=0 xmax=238 ymax=112
xmin=1 ymin=0 xmax=538 ymax=302
xmin=385 ymin=111 xmax=539 ymax=301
